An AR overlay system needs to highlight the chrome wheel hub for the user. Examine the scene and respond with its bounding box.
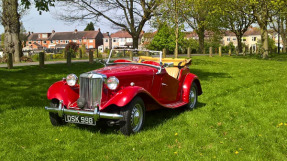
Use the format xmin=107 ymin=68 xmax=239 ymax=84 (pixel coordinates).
xmin=131 ymin=104 xmax=143 ymax=132
xmin=189 ymin=86 xmax=197 ymax=108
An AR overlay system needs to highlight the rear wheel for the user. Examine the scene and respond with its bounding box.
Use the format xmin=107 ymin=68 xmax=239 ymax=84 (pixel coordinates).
xmin=186 ymin=82 xmax=198 ymax=110
xmin=49 ymin=99 xmax=66 ymax=126
xmin=119 ymin=97 xmax=145 ymax=135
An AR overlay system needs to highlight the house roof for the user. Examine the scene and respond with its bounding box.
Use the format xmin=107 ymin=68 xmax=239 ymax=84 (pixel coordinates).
xmin=28 ymin=33 xmax=51 ymax=41
xmin=27 ymin=30 xmax=101 ymax=41
xmin=103 ymin=33 xmax=111 ymax=38
xmin=243 ymin=27 xmax=261 ymax=36
xmin=50 ymin=31 xmax=100 ymax=40
xmin=111 ymin=30 xmax=132 ymax=38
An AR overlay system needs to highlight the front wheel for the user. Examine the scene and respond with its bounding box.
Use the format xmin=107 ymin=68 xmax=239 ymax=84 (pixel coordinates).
xmin=119 ymin=97 xmax=145 ymax=135
xmin=49 ymin=99 xmax=66 ymax=126
xmin=186 ymin=82 xmax=198 ymax=110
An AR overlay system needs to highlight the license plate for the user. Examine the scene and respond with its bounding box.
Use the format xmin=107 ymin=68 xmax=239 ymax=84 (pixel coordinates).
xmin=65 ymin=115 xmax=96 ymax=125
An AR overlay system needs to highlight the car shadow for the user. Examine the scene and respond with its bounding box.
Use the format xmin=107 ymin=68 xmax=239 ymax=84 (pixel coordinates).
xmin=73 ymin=102 xmax=206 ymax=135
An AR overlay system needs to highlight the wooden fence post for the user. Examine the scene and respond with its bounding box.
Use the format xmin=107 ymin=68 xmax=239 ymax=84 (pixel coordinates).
xmin=89 ymin=50 xmax=93 ymax=64
xmin=146 ymin=51 xmax=149 ymax=56
xmin=129 ymin=51 xmax=133 ymax=61
xmin=39 ymin=52 xmax=45 ymax=68
xmin=209 ymin=47 xmax=213 ymax=57
xmin=7 ymin=53 xmax=13 ymax=69
xmin=219 ymin=46 xmax=222 ymax=57
xmin=187 ymin=47 xmax=191 ymax=58
xmin=79 ymin=49 xmax=82 ymax=59
xmin=243 ymin=46 xmax=246 ymax=56
xmin=67 ymin=51 xmax=71 ymax=66
xmin=228 ymin=48 xmax=232 ymax=56
xmin=163 ymin=48 xmax=166 ymax=58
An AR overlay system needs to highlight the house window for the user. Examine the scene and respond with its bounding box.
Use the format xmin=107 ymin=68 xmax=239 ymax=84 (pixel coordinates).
xmin=60 ymin=40 xmax=63 ymax=43
xmin=43 ymin=41 xmax=46 ymax=44
xmin=121 ymin=38 xmax=125 ymax=42
xmin=89 ymin=39 xmax=93 ymax=43
xmin=252 ymin=37 xmax=257 ymax=41
xmin=113 ymin=38 xmax=118 ymax=42
xmin=28 ymin=41 xmax=32 ymax=44
xmin=233 ymin=38 xmax=236 ymax=41
xmin=105 ymin=39 xmax=108 ymax=42
xmin=89 ymin=45 xmax=93 ymax=48
xmin=73 ymin=40 xmax=77 ymax=42
xmin=79 ymin=39 xmax=82 ymax=43
xmin=50 ymin=40 xmax=53 ymax=43
xmin=56 ymin=40 xmax=59 ymax=43
xmin=242 ymin=38 xmax=246 ymax=42
xmin=38 ymin=41 xmax=41 ymax=44
xmin=42 ymin=34 xmax=48 ymax=38
xmin=65 ymin=40 xmax=69 ymax=44
xmin=227 ymin=38 xmax=230 ymax=41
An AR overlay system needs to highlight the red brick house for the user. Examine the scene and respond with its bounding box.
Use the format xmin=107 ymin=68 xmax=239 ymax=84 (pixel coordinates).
xmin=25 ymin=29 xmax=103 ymax=50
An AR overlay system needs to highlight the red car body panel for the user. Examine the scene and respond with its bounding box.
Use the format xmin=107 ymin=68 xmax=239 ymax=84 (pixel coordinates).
xmin=47 ymin=63 xmax=202 ymax=112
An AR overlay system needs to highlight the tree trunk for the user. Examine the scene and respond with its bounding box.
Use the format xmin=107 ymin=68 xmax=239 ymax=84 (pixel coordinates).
xmin=174 ymin=1 xmax=179 ymax=58
xmin=236 ymin=35 xmax=243 ymax=53
xmin=261 ymin=27 xmax=269 ymax=58
xmin=132 ymin=36 xmax=139 ymax=49
xmin=1 ymin=0 xmax=22 ymax=63
xmin=197 ymin=27 xmax=205 ymax=54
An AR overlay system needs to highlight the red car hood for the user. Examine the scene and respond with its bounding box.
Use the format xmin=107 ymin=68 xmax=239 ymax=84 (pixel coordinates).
xmin=94 ymin=64 xmax=157 ymax=77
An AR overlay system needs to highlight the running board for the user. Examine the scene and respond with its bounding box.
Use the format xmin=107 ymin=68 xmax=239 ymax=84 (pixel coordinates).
xmin=162 ymin=101 xmax=187 ymax=109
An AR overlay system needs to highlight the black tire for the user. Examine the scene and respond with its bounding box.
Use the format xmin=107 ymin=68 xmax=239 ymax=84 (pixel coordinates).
xmin=186 ymin=82 xmax=198 ymax=110
xmin=49 ymin=99 xmax=66 ymax=126
xmin=119 ymin=97 xmax=145 ymax=136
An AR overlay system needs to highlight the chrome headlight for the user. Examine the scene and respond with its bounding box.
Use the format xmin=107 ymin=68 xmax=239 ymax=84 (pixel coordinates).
xmin=107 ymin=76 xmax=119 ymax=90
xmin=66 ymin=74 xmax=78 ymax=86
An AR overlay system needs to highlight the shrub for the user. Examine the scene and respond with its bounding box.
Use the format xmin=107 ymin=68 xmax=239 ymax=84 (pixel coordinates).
xmin=53 ymin=53 xmax=64 ymax=59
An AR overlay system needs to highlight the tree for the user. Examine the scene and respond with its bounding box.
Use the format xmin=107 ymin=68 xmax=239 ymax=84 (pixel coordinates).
xmin=1 ymin=0 xmax=54 ymax=65
xmin=248 ymin=0 xmax=285 ymax=58
xmin=1 ymin=0 xmax=22 ymax=63
xmin=159 ymin=0 xmax=185 ymax=58
xmin=217 ymin=0 xmax=255 ymax=53
xmin=84 ymin=22 xmax=95 ymax=31
xmin=147 ymin=22 xmax=185 ymax=54
xmin=269 ymin=5 xmax=287 ymax=53
xmin=57 ymin=0 xmax=160 ymax=49
xmin=181 ymin=0 xmax=215 ymax=54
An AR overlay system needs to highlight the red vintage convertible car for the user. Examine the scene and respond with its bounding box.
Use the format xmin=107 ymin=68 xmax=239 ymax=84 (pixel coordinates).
xmin=45 ymin=49 xmax=202 ymax=135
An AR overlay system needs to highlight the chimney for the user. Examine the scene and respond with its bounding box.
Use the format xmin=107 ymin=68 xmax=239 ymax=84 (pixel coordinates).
xmin=28 ymin=31 xmax=31 ymax=35
xmin=107 ymin=32 xmax=109 ymax=36
xmin=31 ymin=32 xmax=34 ymax=34
xmin=74 ymin=29 xmax=78 ymax=33
xmin=52 ymin=30 xmax=55 ymax=34
xmin=98 ymin=28 xmax=101 ymax=32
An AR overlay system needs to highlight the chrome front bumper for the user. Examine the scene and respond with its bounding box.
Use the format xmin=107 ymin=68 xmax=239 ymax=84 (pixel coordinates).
xmin=45 ymin=101 xmax=123 ymax=121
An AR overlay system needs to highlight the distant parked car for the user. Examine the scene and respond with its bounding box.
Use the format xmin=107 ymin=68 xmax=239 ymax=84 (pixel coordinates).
xmin=45 ymin=49 xmax=202 ymax=135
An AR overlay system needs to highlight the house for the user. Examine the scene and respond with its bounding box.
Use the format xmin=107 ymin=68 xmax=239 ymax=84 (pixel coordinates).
xmin=25 ymin=29 xmax=103 ymax=51
xmin=222 ymin=26 xmax=261 ymax=52
xmin=139 ymin=31 xmax=157 ymax=50
xmin=98 ymin=32 xmax=112 ymax=52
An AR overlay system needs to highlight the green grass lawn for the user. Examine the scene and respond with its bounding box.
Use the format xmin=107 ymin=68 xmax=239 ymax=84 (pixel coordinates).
xmin=0 ymin=55 xmax=287 ymax=160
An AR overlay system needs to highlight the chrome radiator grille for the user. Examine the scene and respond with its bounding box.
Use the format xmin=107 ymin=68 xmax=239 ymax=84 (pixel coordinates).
xmin=79 ymin=73 xmax=106 ymax=109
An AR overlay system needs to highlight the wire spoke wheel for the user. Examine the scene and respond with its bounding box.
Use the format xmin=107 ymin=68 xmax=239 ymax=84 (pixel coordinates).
xmin=187 ymin=82 xmax=198 ymax=110
xmin=120 ymin=97 xmax=145 ymax=135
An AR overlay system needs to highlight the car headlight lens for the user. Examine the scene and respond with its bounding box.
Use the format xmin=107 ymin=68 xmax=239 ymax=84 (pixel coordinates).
xmin=66 ymin=74 xmax=78 ymax=86
xmin=107 ymin=76 xmax=119 ymax=90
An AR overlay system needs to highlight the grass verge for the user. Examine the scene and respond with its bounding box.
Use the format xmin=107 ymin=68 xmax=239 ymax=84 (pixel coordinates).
xmin=0 ymin=55 xmax=287 ymax=160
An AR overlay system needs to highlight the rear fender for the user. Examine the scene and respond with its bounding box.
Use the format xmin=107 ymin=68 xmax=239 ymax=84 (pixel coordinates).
xmin=182 ymin=73 xmax=202 ymax=103
xmin=47 ymin=81 xmax=79 ymax=107
xmin=100 ymin=86 xmax=149 ymax=110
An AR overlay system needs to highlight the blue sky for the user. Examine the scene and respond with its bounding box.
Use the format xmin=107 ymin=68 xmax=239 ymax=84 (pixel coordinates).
xmin=0 ymin=6 xmax=123 ymax=34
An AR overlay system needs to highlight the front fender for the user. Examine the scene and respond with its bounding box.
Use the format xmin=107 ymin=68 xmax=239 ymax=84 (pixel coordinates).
xmin=182 ymin=73 xmax=202 ymax=103
xmin=100 ymin=86 xmax=148 ymax=110
xmin=47 ymin=81 xmax=79 ymax=107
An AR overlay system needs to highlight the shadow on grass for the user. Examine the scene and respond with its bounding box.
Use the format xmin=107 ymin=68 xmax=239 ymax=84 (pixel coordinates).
xmin=190 ymin=68 xmax=231 ymax=81
xmin=0 ymin=63 xmax=103 ymax=113
xmin=73 ymin=102 xmax=206 ymax=135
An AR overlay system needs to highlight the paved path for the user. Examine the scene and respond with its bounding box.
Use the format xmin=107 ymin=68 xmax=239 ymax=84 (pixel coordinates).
xmin=0 ymin=54 xmax=211 ymax=68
